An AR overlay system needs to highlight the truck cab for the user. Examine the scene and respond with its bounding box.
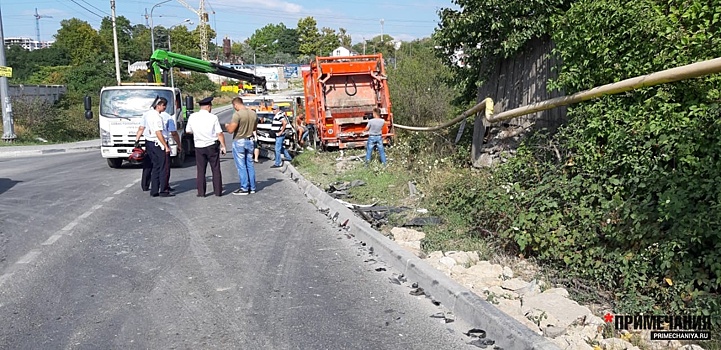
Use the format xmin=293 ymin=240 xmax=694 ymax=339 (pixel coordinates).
xmin=97 ymin=84 xmax=189 ymax=168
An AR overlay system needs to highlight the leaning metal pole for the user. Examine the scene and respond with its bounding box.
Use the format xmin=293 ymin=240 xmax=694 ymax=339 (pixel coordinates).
xmin=0 ymin=5 xmax=15 ymax=142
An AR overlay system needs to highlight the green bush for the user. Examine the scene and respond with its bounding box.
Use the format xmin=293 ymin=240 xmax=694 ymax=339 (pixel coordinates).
xmin=432 ymin=0 xmax=721 ymax=327
xmin=10 ymin=98 xmax=96 ymax=143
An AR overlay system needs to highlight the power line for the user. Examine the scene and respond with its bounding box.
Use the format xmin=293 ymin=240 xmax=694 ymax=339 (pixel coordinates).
xmin=66 ymin=0 xmax=104 ymax=18
xmin=79 ymin=0 xmax=110 ymax=16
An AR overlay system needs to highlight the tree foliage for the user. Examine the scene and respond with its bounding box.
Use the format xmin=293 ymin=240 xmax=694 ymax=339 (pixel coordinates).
xmin=433 ymin=0 xmax=721 ymax=322
xmin=434 ymin=0 xmax=574 ymax=102
xmin=53 ymin=18 xmax=105 ymax=65
xmin=297 ymin=17 xmax=321 ymax=56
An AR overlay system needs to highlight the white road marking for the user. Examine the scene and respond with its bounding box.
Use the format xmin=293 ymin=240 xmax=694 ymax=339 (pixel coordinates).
xmin=103 ymin=197 xmax=114 ymax=202
xmin=124 ymin=183 xmax=134 ymax=188
xmin=114 ymin=189 xmax=125 ymax=195
xmin=78 ymin=211 xmax=93 ymax=219
xmin=16 ymin=250 xmax=41 ymax=264
xmin=61 ymin=221 xmax=77 ymax=231
xmin=41 ymin=234 xmax=62 ymax=246
xmin=91 ymin=204 xmax=103 ymax=211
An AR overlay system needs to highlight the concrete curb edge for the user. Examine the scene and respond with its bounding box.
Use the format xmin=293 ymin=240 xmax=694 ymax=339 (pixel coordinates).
xmin=281 ymin=163 xmax=561 ymax=350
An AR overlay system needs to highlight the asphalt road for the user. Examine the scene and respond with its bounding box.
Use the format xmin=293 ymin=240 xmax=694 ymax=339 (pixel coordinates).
xmin=0 ymin=114 xmax=477 ymax=349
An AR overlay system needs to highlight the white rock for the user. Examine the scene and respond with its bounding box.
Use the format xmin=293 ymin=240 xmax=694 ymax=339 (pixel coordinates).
xmin=544 ymin=326 xmax=567 ymax=338
xmin=450 ymin=265 xmax=467 ymax=276
xmin=522 ymin=293 xmax=593 ymax=329
xmin=501 ymin=278 xmax=530 ymax=291
xmin=446 ymin=251 xmax=473 ymax=266
xmin=502 ymin=266 xmax=514 ymax=278
xmin=438 ymin=256 xmax=457 ymax=269
xmin=552 ymin=333 xmax=595 ymax=350
xmin=600 ymin=337 xmax=638 ymax=350
xmin=466 ymin=261 xmax=504 ymax=279
xmin=426 ymin=251 xmax=444 ymax=261
xmin=495 ymin=297 xmax=522 ymax=315
xmin=390 ymin=227 xmax=426 ymax=242
xmin=542 ymin=287 xmax=570 ymax=298
xmin=397 ymin=240 xmax=421 ymax=250
xmin=679 ymin=345 xmax=705 ymax=350
xmin=466 ymin=251 xmax=480 ymax=264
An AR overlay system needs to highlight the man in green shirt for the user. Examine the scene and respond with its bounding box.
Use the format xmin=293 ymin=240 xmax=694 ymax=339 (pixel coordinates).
xmin=225 ymin=97 xmax=258 ymax=195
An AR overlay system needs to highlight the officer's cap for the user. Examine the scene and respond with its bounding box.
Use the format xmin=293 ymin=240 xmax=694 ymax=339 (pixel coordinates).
xmin=198 ymin=96 xmax=214 ymax=106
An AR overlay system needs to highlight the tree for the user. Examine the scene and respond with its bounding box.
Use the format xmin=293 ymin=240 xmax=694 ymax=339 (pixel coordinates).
xmin=338 ymin=28 xmax=352 ymax=48
xmin=53 ymin=18 xmax=104 ymax=65
xmin=387 ymin=38 xmax=455 ymax=127
xmin=434 ymin=0 xmax=575 ymax=102
xmin=99 ymin=16 xmax=138 ymax=61
xmin=297 ymin=17 xmax=321 ymax=56
xmin=318 ymin=27 xmax=340 ymax=56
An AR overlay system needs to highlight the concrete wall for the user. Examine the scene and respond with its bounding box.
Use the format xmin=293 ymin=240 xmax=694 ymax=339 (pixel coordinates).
xmin=9 ymin=85 xmax=67 ymax=104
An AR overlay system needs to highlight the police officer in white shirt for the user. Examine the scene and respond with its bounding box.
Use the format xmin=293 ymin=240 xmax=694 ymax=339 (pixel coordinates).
xmin=135 ymin=101 xmax=181 ymax=193
xmin=186 ymin=96 xmax=227 ymax=197
xmin=141 ymin=97 xmax=173 ymax=197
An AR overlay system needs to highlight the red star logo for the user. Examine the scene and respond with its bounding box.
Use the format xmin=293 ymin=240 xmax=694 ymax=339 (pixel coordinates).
xmin=604 ymin=313 xmax=614 ymax=323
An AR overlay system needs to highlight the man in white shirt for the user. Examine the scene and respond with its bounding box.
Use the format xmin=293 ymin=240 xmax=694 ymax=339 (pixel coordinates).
xmin=140 ymin=97 xmax=172 ymax=197
xmin=135 ymin=102 xmax=181 ymax=194
xmin=186 ymin=96 xmax=227 ymax=197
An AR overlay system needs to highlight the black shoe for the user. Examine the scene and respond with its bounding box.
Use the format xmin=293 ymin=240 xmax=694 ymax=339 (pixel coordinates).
xmin=151 ymin=193 xmax=159 ymax=197
xmin=141 ymin=187 xmax=150 ymax=192
xmin=270 ymin=164 xmax=282 ymax=168
xmin=196 ymin=194 xmax=205 ymax=197
xmin=159 ymin=192 xmax=175 ymax=197
xmin=167 ymin=187 xmax=175 ymax=191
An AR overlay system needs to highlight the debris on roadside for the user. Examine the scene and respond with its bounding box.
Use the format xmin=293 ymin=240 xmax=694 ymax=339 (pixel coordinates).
xmin=464 ymin=328 xmax=498 ymax=349
xmin=325 ymin=180 xmax=367 ymax=199
xmin=430 ymin=311 xmax=455 ymax=323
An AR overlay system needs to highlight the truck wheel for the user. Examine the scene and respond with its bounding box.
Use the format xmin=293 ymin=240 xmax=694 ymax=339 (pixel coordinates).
xmin=107 ymin=158 xmax=123 ymax=168
xmin=171 ymin=150 xmax=185 ymax=168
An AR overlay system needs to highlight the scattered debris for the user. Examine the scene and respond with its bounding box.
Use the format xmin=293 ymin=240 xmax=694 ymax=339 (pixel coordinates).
xmin=430 ymin=312 xmax=455 ymax=323
xmin=375 ymin=267 xmax=387 ymax=272
xmin=409 ymin=287 xmax=425 ymax=296
xmin=388 ymin=273 xmax=406 ymax=285
xmin=464 ymin=328 xmax=487 ymax=338
xmin=408 ymin=181 xmax=418 ymax=198
xmin=325 ymin=180 xmax=367 ymax=199
xmin=468 ymin=338 xmax=495 ymax=348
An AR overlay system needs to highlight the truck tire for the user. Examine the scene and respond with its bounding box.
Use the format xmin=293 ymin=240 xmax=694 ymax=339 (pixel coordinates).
xmin=107 ymin=158 xmax=123 ymax=168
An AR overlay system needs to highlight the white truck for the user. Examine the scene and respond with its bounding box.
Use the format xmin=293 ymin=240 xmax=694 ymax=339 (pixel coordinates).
xmin=92 ymin=84 xmax=190 ymax=168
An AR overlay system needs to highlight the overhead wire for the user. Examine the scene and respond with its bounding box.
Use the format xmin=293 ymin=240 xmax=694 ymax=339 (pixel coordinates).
xmin=66 ymin=0 xmax=104 ymax=18
xmin=79 ymin=0 xmax=110 ymax=16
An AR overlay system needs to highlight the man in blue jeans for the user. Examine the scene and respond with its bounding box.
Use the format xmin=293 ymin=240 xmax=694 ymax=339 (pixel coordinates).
xmin=270 ymin=109 xmax=293 ymax=168
xmin=364 ymin=107 xmax=387 ymax=165
xmin=225 ymin=97 xmax=257 ymax=195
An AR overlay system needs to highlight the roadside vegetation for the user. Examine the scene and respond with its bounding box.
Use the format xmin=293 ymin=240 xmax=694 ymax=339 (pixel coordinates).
xmin=295 ymin=0 xmax=721 ymax=340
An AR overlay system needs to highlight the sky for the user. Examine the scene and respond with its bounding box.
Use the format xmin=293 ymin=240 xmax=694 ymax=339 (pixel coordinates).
xmin=0 ymin=0 xmax=455 ymax=44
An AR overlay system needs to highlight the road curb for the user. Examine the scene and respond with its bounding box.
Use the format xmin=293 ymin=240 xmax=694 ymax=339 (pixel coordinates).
xmin=281 ymin=163 xmax=561 ymax=350
xmin=0 ymin=143 xmax=100 ymax=158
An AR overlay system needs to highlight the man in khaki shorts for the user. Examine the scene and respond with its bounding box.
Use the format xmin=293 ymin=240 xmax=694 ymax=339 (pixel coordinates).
xmin=225 ymin=97 xmax=258 ymax=195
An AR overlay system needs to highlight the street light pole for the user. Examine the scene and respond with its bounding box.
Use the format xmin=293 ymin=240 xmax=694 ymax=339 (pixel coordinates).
xmin=110 ymin=0 xmax=121 ymax=85
xmin=150 ymin=0 xmax=171 ymax=53
xmin=0 ymin=4 xmax=16 ymax=142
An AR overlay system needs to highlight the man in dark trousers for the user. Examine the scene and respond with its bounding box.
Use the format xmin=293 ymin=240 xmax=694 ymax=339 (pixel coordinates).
xmin=186 ymin=96 xmax=226 ymax=197
xmin=135 ymin=100 xmax=180 ymax=193
xmin=141 ymin=97 xmax=173 ymax=197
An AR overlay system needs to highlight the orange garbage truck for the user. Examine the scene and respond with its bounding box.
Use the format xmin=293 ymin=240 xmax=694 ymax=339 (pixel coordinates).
xmin=302 ymin=54 xmax=394 ymax=150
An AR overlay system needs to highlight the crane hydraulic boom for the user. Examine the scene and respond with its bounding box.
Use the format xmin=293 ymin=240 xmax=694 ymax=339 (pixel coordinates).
xmin=148 ymin=49 xmax=267 ymax=89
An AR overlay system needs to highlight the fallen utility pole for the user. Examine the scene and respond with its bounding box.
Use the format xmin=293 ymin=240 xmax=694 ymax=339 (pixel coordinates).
xmin=0 ymin=5 xmax=15 ymax=142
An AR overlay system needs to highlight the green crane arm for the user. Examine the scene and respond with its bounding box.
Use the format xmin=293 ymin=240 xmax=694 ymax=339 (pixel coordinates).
xmin=148 ymin=49 xmax=267 ymax=88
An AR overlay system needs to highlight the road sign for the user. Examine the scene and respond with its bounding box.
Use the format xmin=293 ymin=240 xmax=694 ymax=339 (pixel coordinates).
xmin=0 ymin=66 xmax=12 ymax=77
